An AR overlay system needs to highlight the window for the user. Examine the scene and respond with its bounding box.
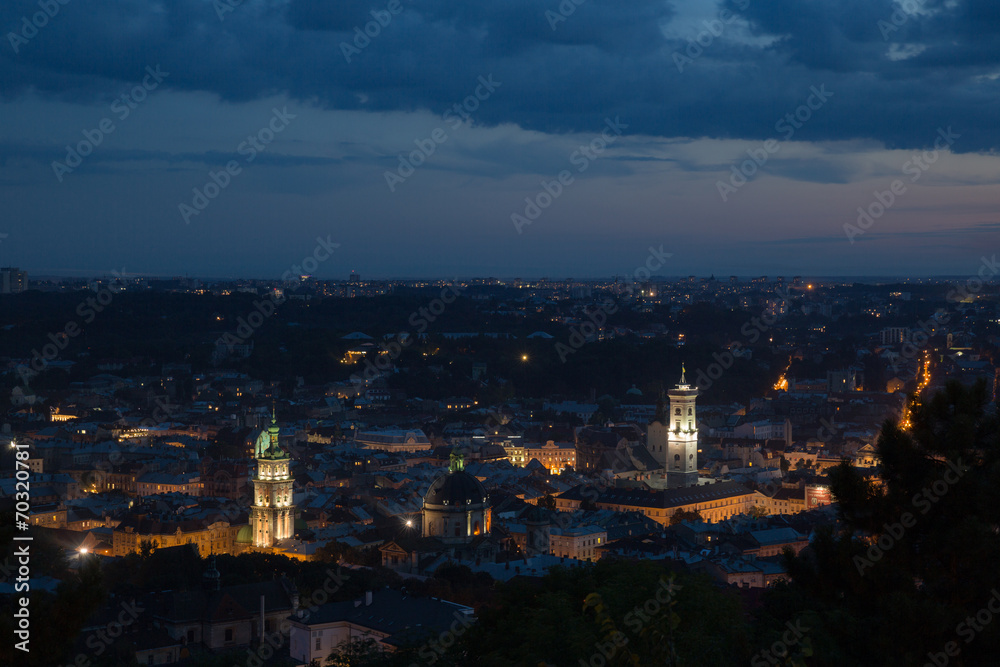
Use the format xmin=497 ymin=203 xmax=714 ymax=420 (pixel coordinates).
xmin=315 ymin=636 xmax=322 ymax=650
xmin=225 ymin=628 xmax=233 ymax=642
xmin=674 ymin=407 xmax=680 ymax=415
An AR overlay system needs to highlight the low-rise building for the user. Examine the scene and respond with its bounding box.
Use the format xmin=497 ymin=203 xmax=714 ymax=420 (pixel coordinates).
xmin=354 ymin=429 xmax=432 ymax=453
xmin=112 ymin=514 xmax=245 ymax=556
xmin=550 ymin=524 xmax=607 ymax=561
xmin=288 ymin=589 xmax=474 ymax=663
xmin=557 ymin=480 xmax=756 ymax=525
xmin=136 ymin=472 xmax=202 ymax=497
xmin=504 ymin=440 xmax=576 ymax=473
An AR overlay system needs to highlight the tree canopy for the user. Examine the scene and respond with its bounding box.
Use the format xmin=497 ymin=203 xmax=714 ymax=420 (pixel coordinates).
xmin=773 ymin=380 xmax=1000 ymax=665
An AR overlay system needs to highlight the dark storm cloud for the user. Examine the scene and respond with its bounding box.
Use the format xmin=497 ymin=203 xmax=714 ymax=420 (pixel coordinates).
xmin=3 ymin=0 xmax=1000 ymax=151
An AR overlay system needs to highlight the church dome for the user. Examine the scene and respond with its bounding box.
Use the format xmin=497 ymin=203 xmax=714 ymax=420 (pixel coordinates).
xmin=236 ymin=524 xmax=253 ymax=544
xmin=424 ymin=470 xmax=487 ymax=507
xmin=520 ymin=504 xmax=551 ymax=524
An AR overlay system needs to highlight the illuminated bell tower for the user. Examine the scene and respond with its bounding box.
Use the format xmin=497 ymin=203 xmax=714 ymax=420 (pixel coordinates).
xmin=251 ymin=410 xmax=294 ymax=548
xmin=666 ymin=365 xmax=699 ymax=488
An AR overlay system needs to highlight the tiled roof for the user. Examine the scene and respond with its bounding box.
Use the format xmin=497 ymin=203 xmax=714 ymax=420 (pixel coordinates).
xmin=290 ymin=589 xmax=472 ymax=642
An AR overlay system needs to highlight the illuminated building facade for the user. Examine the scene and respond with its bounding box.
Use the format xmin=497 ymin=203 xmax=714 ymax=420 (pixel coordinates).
xmin=422 ymin=451 xmax=491 ymax=545
xmin=504 ymin=440 xmax=576 ymax=473
xmin=648 ymin=366 xmax=699 ymax=488
xmin=250 ymin=412 xmax=295 ymax=548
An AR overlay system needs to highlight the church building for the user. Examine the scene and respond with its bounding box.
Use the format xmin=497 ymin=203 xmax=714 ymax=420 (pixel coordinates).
xmin=249 ymin=411 xmax=295 ymax=548
xmin=380 ymin=450 xmax=497 ymax=573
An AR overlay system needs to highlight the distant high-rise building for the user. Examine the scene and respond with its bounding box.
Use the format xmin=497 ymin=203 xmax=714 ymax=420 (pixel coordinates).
xmin=880 ymin=327 xmax=911 ymax=345
xmin=349 ymin=270 xmax=361 ymax=283
xmin=1 ymin=267 xmax=27 ymax=294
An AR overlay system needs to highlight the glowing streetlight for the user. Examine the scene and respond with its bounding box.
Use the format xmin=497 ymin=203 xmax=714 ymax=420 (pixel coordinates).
xmin=521 ymin=354 xmax=529 ymax=362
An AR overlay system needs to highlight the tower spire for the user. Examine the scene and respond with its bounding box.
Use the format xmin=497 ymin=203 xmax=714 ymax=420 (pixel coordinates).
xmin=655 ymin=386 xmax=668 ymax=424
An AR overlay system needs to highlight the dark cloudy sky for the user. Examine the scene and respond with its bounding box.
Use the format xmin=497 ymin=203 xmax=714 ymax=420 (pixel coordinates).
xmin=2 ymin=0 xmax=999 ymax=279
